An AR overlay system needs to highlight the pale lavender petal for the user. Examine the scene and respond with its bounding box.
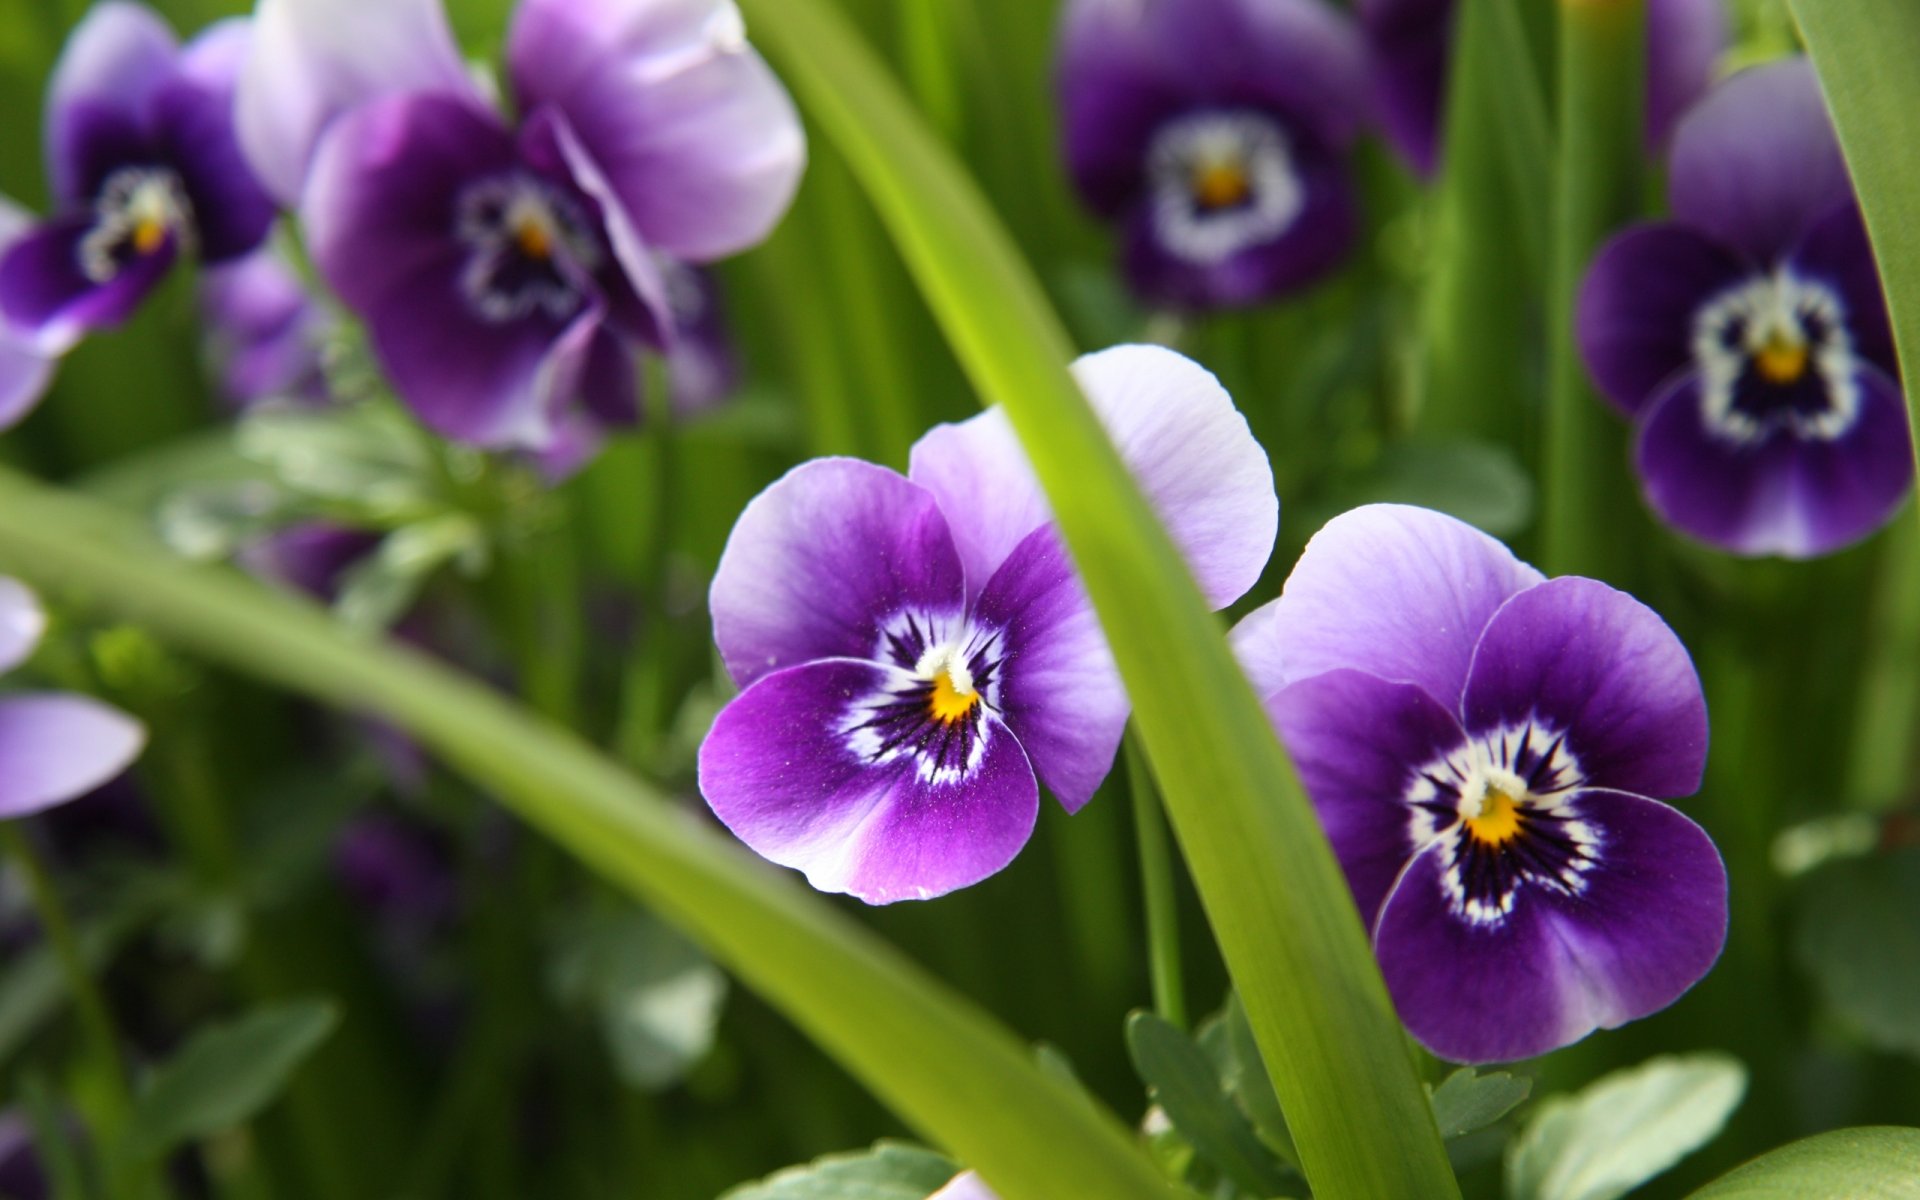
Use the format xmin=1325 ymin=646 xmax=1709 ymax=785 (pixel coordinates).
xmin=236 ymin=0 xmax=479 ymax=205
xmin=698 ymin=658 xmax=1039 ymax=904
xmin=908 ymin=345 xmax=1276 ymax=610
xmin=971 ymin=525 xmax=1126 ymax=814
xmin=0 ymin=694 xmax=146 ymax=820
xmin=1667 ymin=58 xmax=1850 ymax=263
xmin=0 ymin=333 xmax=56 ymax=430
xmin=508 ymin=0 xmax=805 ymax=261
xmin=1576 ymin=222 xmax=1749 ymax=417
xmin=1238 ymin=504 xmax=1543 ymax=702
xmin=198 ymin=244 xmax=330 ymax=407
xmin=1266 ymin=668 xmax=1468 ymax=926
xmin=710 ymin=459 xmax=967 ymax=688
xmin=1463 ymin=577 xmax=1708 ymax=799
xmin=44 ymin=1 xmax=179 ymax=206
xmin=931 ymin=1173 xmax=999 ymax=1200
xmin=1645 ymin=0 xmax=1727 ymax=150
xmin=0 ymin=578 xmax=47 ymax=674
xmin=1375 ymin=789 xmax=1725 ymax=1062
xmin=152 ymin=19 xmax=276 ymax=263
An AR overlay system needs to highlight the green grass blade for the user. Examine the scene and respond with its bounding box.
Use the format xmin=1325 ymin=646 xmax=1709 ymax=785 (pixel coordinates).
xmin=734 ymin=2 xmax=1459 ymax=1196
xmin=0 ymin=467 xmax=1172 ymax=1200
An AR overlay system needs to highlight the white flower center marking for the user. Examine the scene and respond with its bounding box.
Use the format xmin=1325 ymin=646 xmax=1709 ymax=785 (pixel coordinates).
xmin=839 ymin=612 xmax=1005 ymax=786
xmin=1692 ymin=270 xmax=1860 ymax=444
xmin=455 ymin=174 xmax=601 ymax=323
xmin=1147 ymin=110 xmax=1305 ymax=266
xmin=80 ymin=167 xmax=193 ymax=282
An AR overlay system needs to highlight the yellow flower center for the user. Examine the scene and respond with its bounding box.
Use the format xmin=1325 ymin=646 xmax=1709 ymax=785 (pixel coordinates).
xmin=928 ymin=667 xmax=979 ymax=724
xmin=1465 ymin=788 xmax=1524 ymax=847
xmin=1754 ymin=336 xmax=1810 ymax=385
xmin=131 ymin=216 xmax=168 ymax=255
xmin=1190 ymin=161 xmax=1252 ymax=211
xmin=514 ymin=216 xmax=554 ymax=261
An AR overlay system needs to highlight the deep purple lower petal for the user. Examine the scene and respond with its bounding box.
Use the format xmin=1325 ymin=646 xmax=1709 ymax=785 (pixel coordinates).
xmin=0 ymin=214 xmax=175 ymax=351
xmin=1576 ymin=223 xmax=1750 ymax=417
xmin=1356 ymin=0 xmax=1451 ymax=176
xmin=698 ymin=658 xmax=1040 ymax=903
xmin=1267 ymin=668 xmax=1468 ymax=925
xmin=0 ymin=693 xmax=146 ymax=819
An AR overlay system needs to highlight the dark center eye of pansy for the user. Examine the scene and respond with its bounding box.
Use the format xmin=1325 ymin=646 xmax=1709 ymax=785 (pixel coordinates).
xmin=1405 ymin=724 xmax=1598 ymax=927
xmin=840 ymin=614 xmax=1006 ymax=786
xmin=1145 ymin=110 xmax=1303 ymax=266
xmin=1692 ymin=271 xmax=1860 ymax=444
xmin=454 ymin=173 xmax=602 ymax=324
xmin=79 ymin=166 xmax=193 ymax=283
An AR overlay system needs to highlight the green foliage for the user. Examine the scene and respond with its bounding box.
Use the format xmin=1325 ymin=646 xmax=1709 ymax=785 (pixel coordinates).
xmin=721 ymin=1142 xmax=958 ymax=1200
xmin=1428 ymin=1068 xmax=1532 ymax=1141
xmin=123 ymin=999 xmax=339 ymax=1159
xmin=1687 ymin=1127 xmax=1920 ymax=1198
xmin=1792 ymin=849 xmax=1920 ymax=1058
xmin=1507 ymin=1054 xmax=1747 ymax=1200
xmin=1127 ymin=1011 xmax=1298 ymax=1198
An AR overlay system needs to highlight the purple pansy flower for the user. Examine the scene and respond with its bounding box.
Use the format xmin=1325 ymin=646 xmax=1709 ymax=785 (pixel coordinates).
xmin=660 ymin=259 xmax=741 ymax=419
xmin=1233 ymin=505 xmax=1727 ymax=1063
xmin=0 ymin=200 xmax=58 ymax=431
xmin=1360 ymin=0 xmax=1725 ymax=177
xmin=0 ymin=4 xmax=274 ymax=357
xmin=0 ymin=578 xmax=146 ymax=823
xmin=1578 ymin=59 xmax=1911 ymax=558
xmin=1055 ymin=0 xmax=1369 ymax=310
xmin=198 ymin=241 xmax=334 ymax=408
xmin=236 ymin=0 xmax=803 ymax=451
xmin=698 ymin=345 xmax=1277 ymax=903
xmin=0 ymin=1111 xmax=49 ymax=1200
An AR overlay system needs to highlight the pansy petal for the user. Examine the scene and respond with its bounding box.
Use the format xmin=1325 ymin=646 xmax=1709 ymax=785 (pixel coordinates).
xmin=1242 ymin=503 xmax=1543 ymax=703
xmin=1267 ymin=668 xmax=1469 ymax=925
xmin=931 ymin=1173 xmax=999 ymax=1200
xmin=1355 ymin=0 xmax=1451 ymax=176
xmin=0 ymin=333 xmax=56 ymax=430
xmin=1055 ymin=0 xmax=1190 ymax=217
xmin=1463 ymin=576 xmax=1707 ymax=799
xmin=1635 ymin=369 xmax=1913 ymax=558
xmin=0 ymin=214 xmax=177 ymax=352
xmin=1667 ymin=58 xmax=1850 ymax=263
xmin=1646 ymin=0 xmax=1728 ymax=150
xmin=909 ymin=345 xmax=1276 ymax=610
xmin=0 ymin=577 xmax=47 ymax=673
xmin=699 ymin=658 xmax=1039 ymax=904
xmin=236 ymin=0 xmax=479 ymax=205
xmin=710 ymin=459 xmax=967 ymax=689
xmin=153 ymin=20 xmax=276 ymax=263
xmin=1789 ymin=202 xmax=1896 ymax=378
xmin=1163 ymin=0 xmax=1369 ymax=146
xmin=0 ymin=693 xmax=146 ymax=820
xmin=972 ymin=525 xmax=1126 ymax=814
xmin=1576 ymin=223 xmax=1749 ymax=417
xmin=1375 ymin=788 xmax=1725 ymax=1062
xmin=508 ymin=0 xmax=805 ymax=261
xmin=44 ymin=1 xmax=179 ymax=206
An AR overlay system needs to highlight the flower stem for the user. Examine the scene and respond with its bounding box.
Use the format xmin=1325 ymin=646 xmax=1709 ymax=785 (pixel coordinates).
xmin=1126 ymin=733 xmax=1186 ymax=1030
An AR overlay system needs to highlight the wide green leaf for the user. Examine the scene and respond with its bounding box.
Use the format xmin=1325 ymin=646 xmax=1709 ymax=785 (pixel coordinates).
xmin=0 ymin=467 xmax=1172 ymax=1200
xmin=1687 ymin=1127 xmax=1920 ymax=1198
xmin=1791 ymin=850 xmax=1920 ymax=1058
xmin=123 ymin=1000 xmax=339 ymax=1159
xmin=722 ymin=1141 xmax=958 ymax=1200
xmin=734 ymin=3 xmax=1458 ymax=1196
xmin=1127 ymin=1011 xmax=1296 ymax=1198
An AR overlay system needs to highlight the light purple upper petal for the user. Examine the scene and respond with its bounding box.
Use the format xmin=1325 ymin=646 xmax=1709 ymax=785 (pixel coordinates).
xmin=908 ymin=344 xmax=1276 ymax=610
xmin=1462 ymin=576 xmax=1708 ymax=799
xmin=1576 ymin=222 xmax=1750 ymax=417
xmin=0 ymin=693 xmax=146 ymax=820
xmin=1231 ymin=504 xmax=1543 ymax=704
xmin=1667 ymin=58 xmax=1851 ymax=263
xmin=698 ymin=657 xmax=1039 ymax=904
xmin=236 ymin=0 xmax=479 ymax=205
xmin=971 ymin=525 xmax=1126 ymax=814
xmin=44 ymin=1 xmax=179 ymax=207
xmin=0 ymin=578 xmax=47 ymax=674
xmin=931 ymin=1173 xmax=999 ymax=1200
xmin=1375 ymin=789 xmax=1726 ymax=1062
xmin=1646 ymin=0 xmax=1727 ymax=150
xmin=198 ymin=243 xmax=331 ymax=407
xmin=710 ymin=458 xmax=968 ymax=689
xmin=508 ymin=0 xmax=805 ymax=262
xmin=152 ymin=19 xmax=276 ymax=263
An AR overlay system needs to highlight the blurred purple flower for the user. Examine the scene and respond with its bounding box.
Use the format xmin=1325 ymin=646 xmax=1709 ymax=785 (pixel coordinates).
xmin=0 ymin=578 xmax=146 ymax=823
xmin=198 ymin=242 xmax=334 ymax=408
xmin=0 ymin=200 xmax=58 ymax=432
xmin=234 ymin=0 xmax=803 ymax=452
xmin=1578 ymin=59 xmax=1910 ymax=558
xmin=660 ymin=259 xmax=741 ymax=419
xmin=1234 ymin=505 xmax=1726 ymax=1063
xmin=333 ymin=814 xmax=457 ymax=930
xmin=0 ymin=1111 xmax=48 ymax=1200
xmin=238 ymin=522 xmax=382 ymax=601
xmin=1360 ymin=0 xmax=1725 ymax=177
xmin=698 ymin=346 xmax=1276 ymax=902
xmin=1054 ymin=0 xmax=1369 ymax=310
xmin=0 ymin=4 xmax=274 ymax=357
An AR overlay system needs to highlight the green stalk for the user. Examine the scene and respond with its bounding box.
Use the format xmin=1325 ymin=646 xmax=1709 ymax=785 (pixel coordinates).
xmin=0 ymin=468 xmax=1173 ymax=1200
xmin=1126 ymin=735 xmax=1185 ymax=1031
xmin=1846 ymin=515 xmax=1920 ymax=808
xmin=1539 ymin=0 xmax=1649 ymax=580
xmin=736 ymin=3 xmax=1459 ymax=1195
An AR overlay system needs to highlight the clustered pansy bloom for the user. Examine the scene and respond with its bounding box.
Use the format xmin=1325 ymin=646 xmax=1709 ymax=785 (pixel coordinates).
xmin=0 ymin=578 xmax=147 ymax=825
xmin=698 ymin=345 xmax=1277 ymax=903
xmin=1055 ymin=0 xmax=1368 ymax=310
xmin=234 ymin=0 xmax=802 ymax=453
xmin=1578 ymin=59 xmax=1912 ymax=558
xmin=0 ymin=2 xmax=274 ymax=411
xmin=198 ymin=242 xmax=336 ymax=409
xmin=1233 ymin=505 xmax=1727 ymax=1062
xmin=1359 ymin=0 xmax=1725 ymax=177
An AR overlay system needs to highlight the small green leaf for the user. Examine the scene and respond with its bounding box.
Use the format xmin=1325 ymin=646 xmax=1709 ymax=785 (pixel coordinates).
xmin=1687 ymin=1127 xmax=1920 ymax=1198
xmin=1507 ymin=1053 xmax=1747 ymax=1200
xmin=720 ymin=1141 xmax=958 ymax=1200
xmin=1125 ymin=1011 xmax=1294 ymax=1198
xmin=1429 ymin=1068 xmax=1532 ymax=1140
xmin=1218 ymin=995 xmax=1299 ymax=1170
xmin=123 ymin=1000 xmax=339 ymax=1159
xmin=1792 ymin=850 xmax=1920 ymax=1058
xmin=547 ymin=906 xmax=728 ymax=1092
